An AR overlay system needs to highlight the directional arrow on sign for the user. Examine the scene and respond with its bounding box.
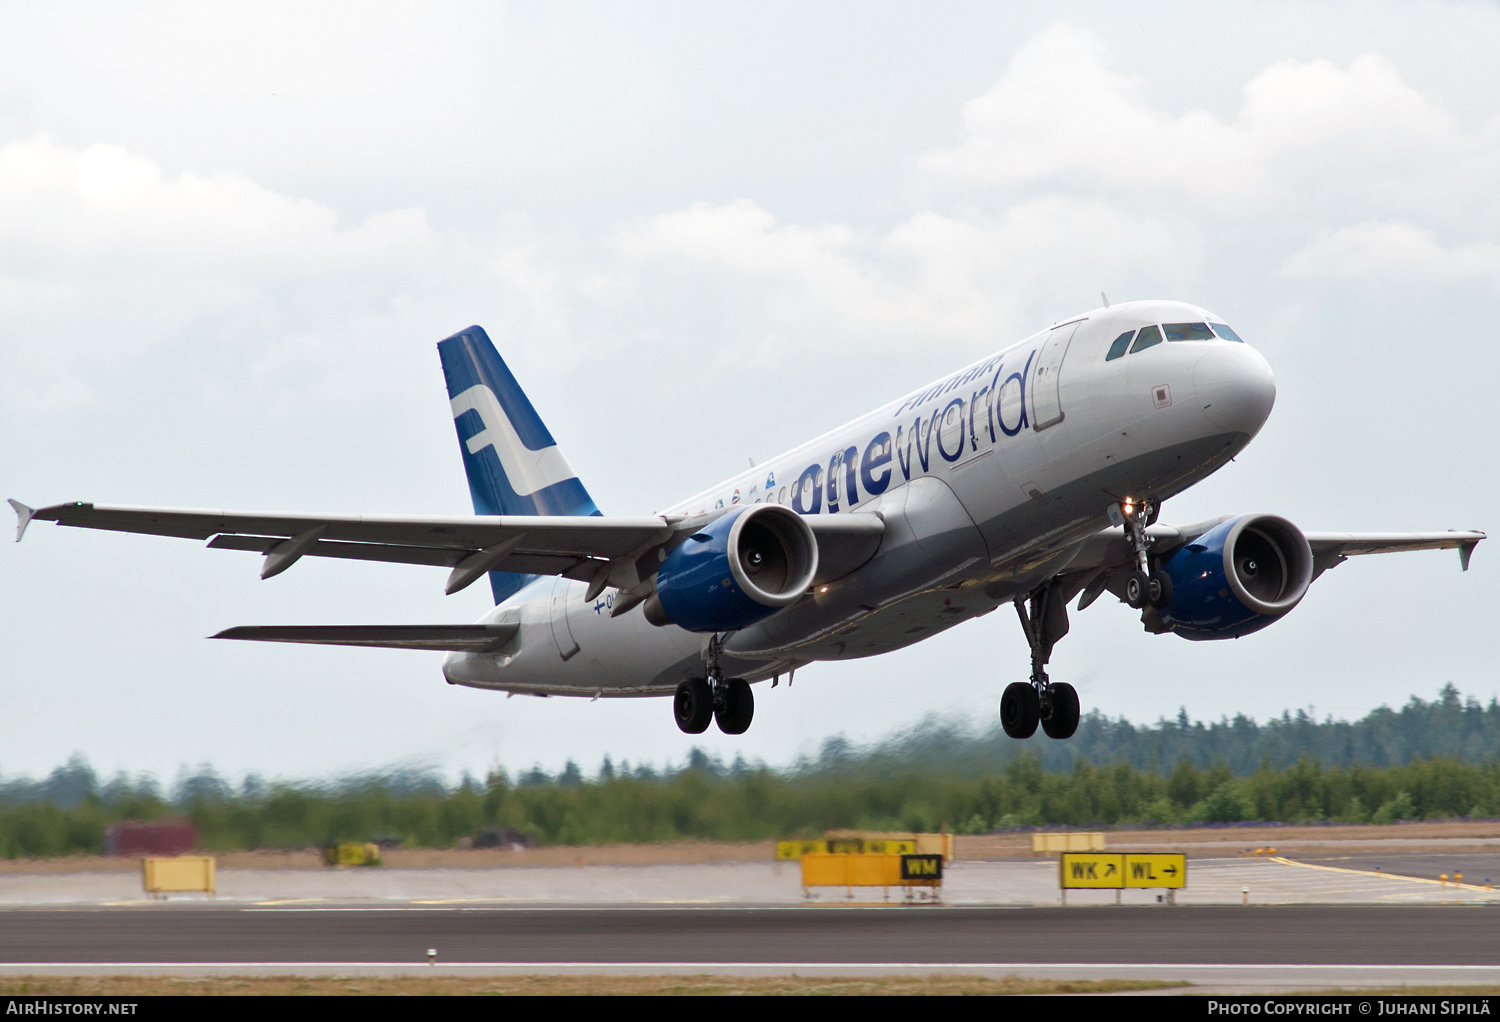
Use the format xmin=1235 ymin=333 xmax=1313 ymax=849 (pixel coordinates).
xmin=1103 ymin=863 xmax=1117 ymax=876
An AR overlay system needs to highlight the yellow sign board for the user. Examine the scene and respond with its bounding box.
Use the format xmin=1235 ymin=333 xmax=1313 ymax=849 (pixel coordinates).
xmin=322 ymin=842 xmax=382 ymax=867
xmin=1059 ymin=852 xmax=1187 ymax=889
xmin=776 ymin=840 xmax=824 ymax=861
xmin=1124 ymin=853 xmax=1186 ymax=889
xmin=1032 ymin=832 xmax=1106 ymax=854
xmin=1059 ymin=853 xmax=1124 ymax=889
xmin=142 ymin=856 xmax=215 ymax=895
xmin=801 ymin=853 xmax=903 ymax=888
xmin=799 ymin=853 xmax=944 ymax=892
xmin=776 ymin=838 xmax=917 ymax=860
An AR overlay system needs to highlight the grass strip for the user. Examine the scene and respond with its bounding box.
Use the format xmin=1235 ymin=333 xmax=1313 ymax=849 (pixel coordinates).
xmin=0 ymin=974 xmax=1186 ymax=996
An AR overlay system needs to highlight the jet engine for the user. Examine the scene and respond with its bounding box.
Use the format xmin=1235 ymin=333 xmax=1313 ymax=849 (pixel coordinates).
xmin=645 ymin=504 xmax=818 ymax=632
xmin=1156 ymin=513 xmax=1314 ymax=640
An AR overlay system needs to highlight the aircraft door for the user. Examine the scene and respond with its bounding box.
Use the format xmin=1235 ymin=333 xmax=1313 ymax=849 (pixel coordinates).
xmin=1031 ymin=322 xmax=1079 ymax=431
xmin=549 ymin=576 xmax=581 ymax=661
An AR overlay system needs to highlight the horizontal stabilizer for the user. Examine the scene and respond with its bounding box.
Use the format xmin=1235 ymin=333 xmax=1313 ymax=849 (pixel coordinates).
xmin=8 ymin=499 xmax=35 ymax=543
xmin=211 ymin=623 xmax=519 ymax=652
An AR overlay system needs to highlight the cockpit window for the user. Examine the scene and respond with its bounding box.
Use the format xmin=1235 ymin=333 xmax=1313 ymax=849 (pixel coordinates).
xmin=1129 ymin=324 xmax=1163 ymax=353
xmin=1208 ymin=321 xmax=1245 ymax=343
xmin=1164 ymin=322 xmax=1216 ymax=342
xmin=1105 ymin=330 xmax=1135 ymax=361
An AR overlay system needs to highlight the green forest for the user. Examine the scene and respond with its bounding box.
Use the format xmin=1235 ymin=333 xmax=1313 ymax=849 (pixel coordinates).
xmin=2 ymin=685 xmax=1497 ymax=858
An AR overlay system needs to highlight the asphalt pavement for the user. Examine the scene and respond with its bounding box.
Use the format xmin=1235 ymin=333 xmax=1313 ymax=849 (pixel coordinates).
xmin=1 ymin=904 xmax=1496 ymax=966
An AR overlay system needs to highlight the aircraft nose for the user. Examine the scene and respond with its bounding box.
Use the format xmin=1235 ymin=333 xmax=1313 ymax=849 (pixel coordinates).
xmin=1193 ymin=344 xmax=1275 ymax=436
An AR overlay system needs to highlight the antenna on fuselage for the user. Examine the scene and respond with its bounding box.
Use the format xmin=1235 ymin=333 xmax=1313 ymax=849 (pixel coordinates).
xmin=1101 ymin=292 xmax=1110 ymax=308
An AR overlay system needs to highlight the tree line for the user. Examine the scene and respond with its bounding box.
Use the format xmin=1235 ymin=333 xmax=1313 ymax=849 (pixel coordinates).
xmin=0 ymin=685 xmax=1496 ymax=857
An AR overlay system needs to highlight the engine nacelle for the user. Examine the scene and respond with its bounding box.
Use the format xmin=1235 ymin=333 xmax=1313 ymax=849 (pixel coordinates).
xmin=1157 ymin=513 xmax=1313 ymax=640
xmin=646 ymin=504 xmax=818 ymax=632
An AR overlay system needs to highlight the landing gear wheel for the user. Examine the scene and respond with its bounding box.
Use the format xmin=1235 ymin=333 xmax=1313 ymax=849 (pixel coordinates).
xmin=673 ymin=678 xmax=713 ymax=734
xmin=1040 ymin=682 xmax=1080 ymax=739
xmin=714 ymin=679 xmax=754 ymax=735
xmin=1148 ymin=568 xmax=1173 ymax=610
xmin=1125 ymin=570 xmax=1150 ymax=609
xmin=1000 ymin=682 xmax=1040 ymax=739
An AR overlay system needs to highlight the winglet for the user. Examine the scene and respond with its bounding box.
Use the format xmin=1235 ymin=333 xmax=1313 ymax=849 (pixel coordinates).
xmin=1460 ymin=537 xmax=1482 ymax=572
xmin=7 ymin=500 xmax=35 ymax=543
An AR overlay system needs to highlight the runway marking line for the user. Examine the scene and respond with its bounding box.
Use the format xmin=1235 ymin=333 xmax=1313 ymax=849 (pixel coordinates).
xmin=254 ymin=899 xmax=333 ymax=906
xmin=1270 ymin=856 xmax=1500 ymax=894
xmin=240 ymin=903 xmax=957 ymax=912
xmin=405 ymin=898 xmax=743 ymax=906
xmin=0 ymin=962 xmax=1499 ymax=972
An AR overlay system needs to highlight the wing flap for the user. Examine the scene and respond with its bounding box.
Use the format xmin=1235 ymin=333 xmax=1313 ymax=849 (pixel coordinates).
xmin=206 ymin=534 xmax=465 ymax=567
xmin=212 ymin=623 xmax=520 ymax=652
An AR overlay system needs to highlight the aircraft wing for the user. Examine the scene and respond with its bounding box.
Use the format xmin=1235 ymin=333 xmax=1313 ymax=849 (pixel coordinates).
xmin=1302 ymin=531 xmax=1485 ymax=578
xmin=212 ymin=623 xmax=519 ymax=652
xmin=11 ymin=500 xmax=884 ymax=600
xmin=1055 ymin=520 xmax=1483 ymax=609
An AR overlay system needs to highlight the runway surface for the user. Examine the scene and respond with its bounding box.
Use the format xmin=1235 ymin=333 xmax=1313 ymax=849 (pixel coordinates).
xmin=2 ymin=904 xmax=1497 ymax=965
xmin=4 ymin=856 xmax=1499 ymax=990
xmin=1289 ymin=853 xmax=1500 ymax=886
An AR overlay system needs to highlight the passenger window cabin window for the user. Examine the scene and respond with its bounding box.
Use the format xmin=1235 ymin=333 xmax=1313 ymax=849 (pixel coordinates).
xmin=1164 ymin=322 xmax=1215 ymax=342
xmin=1208 ymin=322 xmax=1245 ymax=343
xmin=1105 ymin=331 xmax=1135 ymax=361
xmin=1129 ymin=325 xmax=1163 ymax=353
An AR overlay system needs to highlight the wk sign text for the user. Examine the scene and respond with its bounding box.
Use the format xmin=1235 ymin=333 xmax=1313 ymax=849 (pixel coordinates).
xmin=1059 ymin=853 xmax=1186 ymax=889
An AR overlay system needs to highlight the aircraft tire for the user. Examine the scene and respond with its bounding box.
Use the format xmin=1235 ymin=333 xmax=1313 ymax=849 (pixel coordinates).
xmin=1125 ymin=570 xmax=1150 ymax=609
xmin=1000 ymin=682 xmax=1039 ymax=739
xmin=674 ymin=678 xmax=713 ymax=734
xmin=1041 ymin=682 xmax=1080 ymax=740
xmin=714 ymin=679 xmax=754 ymax=735
xmin=1148 ymin=568 xmax=1173 ymax=609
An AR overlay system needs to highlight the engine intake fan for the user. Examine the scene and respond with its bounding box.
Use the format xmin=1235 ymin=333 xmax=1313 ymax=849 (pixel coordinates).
xmin=1156 ymin=513 xmax=1314 ymax=639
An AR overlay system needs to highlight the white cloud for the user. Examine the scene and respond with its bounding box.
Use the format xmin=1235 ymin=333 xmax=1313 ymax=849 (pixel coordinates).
xmin=1282 ymin=221 xmax=1500 ymax=285
xmin=0 ymin=137 xmax=430 ymax=257
xmin=619 ymin=196 xmax=1191 ymax=346
xmin=920 ymin=24 xmax=1480 ymax=222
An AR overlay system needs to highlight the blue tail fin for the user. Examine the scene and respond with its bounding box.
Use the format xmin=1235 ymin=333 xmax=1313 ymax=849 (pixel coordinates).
xmin=437 ymin=326 xmax=601 ymax=604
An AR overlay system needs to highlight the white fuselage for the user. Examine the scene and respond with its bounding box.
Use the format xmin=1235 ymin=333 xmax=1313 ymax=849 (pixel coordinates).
xmin=442 ymin=300 xmax=1276 ymax=696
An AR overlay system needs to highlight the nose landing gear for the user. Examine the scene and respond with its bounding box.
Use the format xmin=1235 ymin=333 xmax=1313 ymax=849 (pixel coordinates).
xmin=1004 ymin=580 xmax=1081 ymax=740
xmin=1121 ymin=498 xmax=1173 ymax=611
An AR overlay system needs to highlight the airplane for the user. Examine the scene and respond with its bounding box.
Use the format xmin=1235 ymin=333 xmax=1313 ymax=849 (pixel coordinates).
xmin=10 ymin=300 xmax=1485 ymax=740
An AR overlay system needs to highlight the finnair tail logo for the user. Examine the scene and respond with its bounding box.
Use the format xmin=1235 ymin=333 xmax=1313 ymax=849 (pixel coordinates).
xmin=450 ymin=385 xmax=577 ymax=498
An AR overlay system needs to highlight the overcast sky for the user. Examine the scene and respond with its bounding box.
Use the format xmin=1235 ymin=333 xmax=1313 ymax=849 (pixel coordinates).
xmin=2 ymin=1 xmax=1496 ymax=785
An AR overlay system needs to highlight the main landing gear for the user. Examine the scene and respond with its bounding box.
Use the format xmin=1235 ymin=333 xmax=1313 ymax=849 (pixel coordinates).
xmin=1120 ymin=498 xmax=1172 ymax=611
xmin=1000 ymin=497 xmax=1171 ymax=740
xmin=674 ymin=633 xmax=754 ymax=736
xmin=1002 ymin=578 xmax=1081 ymax=740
